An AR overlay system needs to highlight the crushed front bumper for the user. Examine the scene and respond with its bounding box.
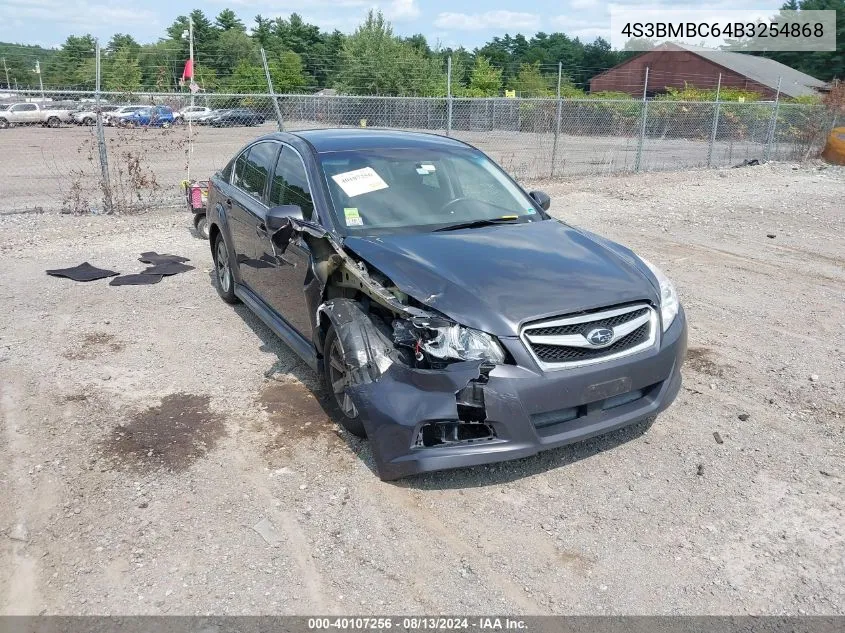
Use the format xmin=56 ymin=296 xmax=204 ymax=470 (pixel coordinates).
xmin=350 ymin=306 xmax=687 ymax=481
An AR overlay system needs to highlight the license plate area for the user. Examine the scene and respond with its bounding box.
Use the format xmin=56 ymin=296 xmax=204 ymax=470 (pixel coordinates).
xmin=584 ymin=376 xmax=632 ymax=401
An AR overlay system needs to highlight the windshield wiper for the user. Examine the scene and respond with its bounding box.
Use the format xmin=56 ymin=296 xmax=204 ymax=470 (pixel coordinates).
xmin=433 ymin=216 xmax=521 ymax=232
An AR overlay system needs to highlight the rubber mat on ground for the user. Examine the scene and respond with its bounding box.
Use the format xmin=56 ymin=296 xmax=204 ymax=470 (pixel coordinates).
xmin=109 ymin=274 xmax=164 ymax=286
xmin=46 ymin=262 xmax=119 ymax=281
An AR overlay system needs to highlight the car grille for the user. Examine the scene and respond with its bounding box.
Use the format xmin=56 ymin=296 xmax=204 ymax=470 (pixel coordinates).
xmin=521 ymin=303 xmax=657 ymax=369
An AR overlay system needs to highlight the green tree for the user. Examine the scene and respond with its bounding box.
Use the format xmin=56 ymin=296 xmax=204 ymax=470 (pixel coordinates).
xmin=252 ymin=15 xmax=273 ymax=48
xmin=271 ymin=50 xmax=307 ymax=93
xmin=333 ymin=10 xmax=440 ymax=95
xmin=462 ymin=56 xmax=502 ymax=96
xmin=225 ymin=60 xmax=265 ymax=92
xmin=215 ymin=9 xmax=245 ymax=32
xmin=511 ymin=61 xmax=553 ymax=96
xmin=103 ymin=46 xmax=142 ymax=92
xmin=107 ymin=34 xmax=140 ymax=56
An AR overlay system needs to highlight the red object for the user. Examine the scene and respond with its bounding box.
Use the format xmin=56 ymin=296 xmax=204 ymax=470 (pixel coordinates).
xmin=182 ymin=59 xmax=193 ymax=81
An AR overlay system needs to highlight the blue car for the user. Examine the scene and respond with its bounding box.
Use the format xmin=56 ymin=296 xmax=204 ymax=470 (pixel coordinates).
xmin=121 ymin=105 xmax=175 ymax=128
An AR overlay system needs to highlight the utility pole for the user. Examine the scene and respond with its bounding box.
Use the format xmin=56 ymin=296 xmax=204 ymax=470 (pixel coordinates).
xmin=446 ymin=56 xmax=452 ymax=137
xmin=2 ymin=57 xmax=9 ymax=90
xmin=94 ymin=40 xmax=113 ymax=214
xmin=188 ymin=17 xmax=195 ymax=108
xmin=261 ymin=48 xmax=284 ymax=132
xmin=35 ymin=59 xmax=45 ymax=102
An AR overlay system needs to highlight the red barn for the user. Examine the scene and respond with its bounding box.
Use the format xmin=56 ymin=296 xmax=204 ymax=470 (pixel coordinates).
xmin=590 ymin=43 xmax=826 ymax=99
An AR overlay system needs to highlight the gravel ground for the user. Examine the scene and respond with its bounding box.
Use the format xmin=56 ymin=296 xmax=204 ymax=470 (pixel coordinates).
xmin=0 ymin=122 xmax=782 ymax=212
xmin=1 ymin=162 xmax=843 ymax=616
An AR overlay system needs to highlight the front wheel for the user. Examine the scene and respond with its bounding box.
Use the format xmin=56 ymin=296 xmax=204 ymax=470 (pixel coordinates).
xmin=212 ymin=232 xmax=238 ymax=304
xmin=83 ymin=117 xmax=94 ymax=125
xmin=321 ymin=325 xmax=367 ymax=438
xmin=0 ymin=118 xmax=8 ymax=129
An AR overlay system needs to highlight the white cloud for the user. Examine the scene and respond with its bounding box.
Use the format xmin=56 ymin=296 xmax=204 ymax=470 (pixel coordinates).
xmin=433 ymin=10 xmax=540 ymax=31
xmin=0 ymin=0 xmax=157 ymax=27
xmin=552 ymin=15 xmax=609 ymax=40
xmin=385 ymin=0 xmax=420 ymax=21
xmin=570 ymin=0 xmax=598 ymax=9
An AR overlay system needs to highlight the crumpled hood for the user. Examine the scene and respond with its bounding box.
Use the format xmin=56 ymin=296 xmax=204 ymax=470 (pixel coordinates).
xmin=343 ymin=220 xmax=659 ymax=337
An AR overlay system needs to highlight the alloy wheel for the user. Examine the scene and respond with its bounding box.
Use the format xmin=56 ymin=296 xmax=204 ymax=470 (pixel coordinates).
xmin=216 ymin=239 xmax=231 ymax=293
xmin=328 ymin=338 xmax=358 ymax=418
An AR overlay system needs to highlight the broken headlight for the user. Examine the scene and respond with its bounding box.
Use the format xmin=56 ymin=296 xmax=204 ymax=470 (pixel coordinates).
xmin=393 ymin=318 xmax=506 ymax=365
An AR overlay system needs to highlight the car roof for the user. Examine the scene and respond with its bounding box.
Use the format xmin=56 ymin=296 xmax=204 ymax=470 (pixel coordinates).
xmin=286 ymin=128 xmax=472 ymax=154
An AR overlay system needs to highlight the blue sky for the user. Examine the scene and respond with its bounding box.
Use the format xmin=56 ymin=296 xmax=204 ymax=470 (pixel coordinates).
xmin=0 ymin=0 xmax=784 ymax=50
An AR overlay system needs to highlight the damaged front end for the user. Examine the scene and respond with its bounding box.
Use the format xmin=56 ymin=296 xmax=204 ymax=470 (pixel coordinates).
xmin=270 ymin=217 xmax=504 ymax=479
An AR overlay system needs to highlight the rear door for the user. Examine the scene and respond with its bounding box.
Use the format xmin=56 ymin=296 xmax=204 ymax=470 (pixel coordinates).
xmin=11 ymin=103 xmax=39 ymax=124
xmin=252 ymin=145 xmax=317 ymax=337
xmin=226 ymin=140 xmax=281 ymax=290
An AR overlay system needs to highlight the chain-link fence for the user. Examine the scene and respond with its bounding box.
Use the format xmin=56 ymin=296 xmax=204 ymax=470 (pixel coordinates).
xmin=0 ymin=88 xmax=836 ymax=213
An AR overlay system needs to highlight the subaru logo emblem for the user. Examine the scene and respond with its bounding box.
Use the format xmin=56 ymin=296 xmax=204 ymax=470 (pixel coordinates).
xmin=586 ymin=327 xmax=614 ymax=346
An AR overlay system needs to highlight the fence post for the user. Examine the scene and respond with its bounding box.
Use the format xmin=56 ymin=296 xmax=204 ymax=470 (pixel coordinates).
xmin=634 ymin=67 xmax=649 ymax=172
xmin=446 ymin=56 xmax=452 ymax=137
xmin=550 ymin=62 xmax=563 ymax=178
xmin=764 ymin=76 xmax=782 ymax=162
xmin=94 ymin=40 xmax=113 ymax=215
xmin=707 ymin=73 xmax=722 ymax=168
xmin=261 ymin=48 xmax=285 ymax=132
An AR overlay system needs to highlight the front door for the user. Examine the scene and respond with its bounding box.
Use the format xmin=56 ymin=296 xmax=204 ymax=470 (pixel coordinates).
xmin=253 ymin=145 xmax=317 ymax=338
xmin=225 ymin=140 xmax=280 ymax=290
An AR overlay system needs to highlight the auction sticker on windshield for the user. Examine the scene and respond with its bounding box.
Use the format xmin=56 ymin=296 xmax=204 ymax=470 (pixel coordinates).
xmin=343 ymin=207 xmax=363 ymax=226
xmin=332 ymin=167 xmax=388 ymax=197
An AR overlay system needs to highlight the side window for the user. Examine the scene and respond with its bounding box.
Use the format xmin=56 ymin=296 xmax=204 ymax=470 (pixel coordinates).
xmin=268 ymin=147 xmax=314 ymax=221
xmin=232 ymin=142 xmax=277 ymax=203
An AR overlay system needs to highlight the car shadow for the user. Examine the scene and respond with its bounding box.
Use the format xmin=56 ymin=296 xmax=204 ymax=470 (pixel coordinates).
xmin=218 ymin=273 xmax=656 ymax=488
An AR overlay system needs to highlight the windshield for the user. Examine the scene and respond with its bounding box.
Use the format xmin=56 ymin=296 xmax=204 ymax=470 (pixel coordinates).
xmin=320 ymin=147 xmax=544 ymax=234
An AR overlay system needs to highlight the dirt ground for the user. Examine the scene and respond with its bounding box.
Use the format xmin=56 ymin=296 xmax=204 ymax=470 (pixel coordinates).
xmin=0 ymin=162 xmax=842 ymax=615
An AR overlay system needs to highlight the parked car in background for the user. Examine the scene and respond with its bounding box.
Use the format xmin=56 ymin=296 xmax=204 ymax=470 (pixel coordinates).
xmin=120 ymin=106 xmax=176 ymax=128
xmin=206 ymin=129 xmax=687 ymax=480
xmin=72 ymin=105 xmax=118 ymax=125
xmin=176 ymin=105 xmax=212 ymax=122
xmin=104 ymin=105 xmax=145 ymax=126
xmin=0 ymin=102 xmax=74 ymax=128
xmin=195 ymin=109 xmax=226 ymax=125
xmin=208 ymin=108 xmax=265 ymax=127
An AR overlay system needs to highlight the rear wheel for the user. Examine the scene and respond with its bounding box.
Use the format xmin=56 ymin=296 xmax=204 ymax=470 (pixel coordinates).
xmin=83 ymin=117 xmax=94 ymax=125
xmin=194 ymin=214 xmax=209 ymax=239
xmin=321 ymin=325 xmax=367 ymax=438
xmin=46 ymin=117 xmax=60 ymax=128
xmin=212 ymin=232 xmax=238 ymax=304
xmin=0 ymin=118 xmax=8 ymax=129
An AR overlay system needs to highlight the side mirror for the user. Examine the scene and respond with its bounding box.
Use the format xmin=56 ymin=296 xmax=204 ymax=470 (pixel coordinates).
xmin=265 ymin=204 xmax=303 ymax=231
xmin=529 ymin=190 xmax=551 ymax=211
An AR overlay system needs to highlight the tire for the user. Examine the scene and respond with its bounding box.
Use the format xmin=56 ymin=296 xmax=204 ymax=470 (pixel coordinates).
xmin=212 ymin=232 xmax=238 ymax=304
xmin=194 ymin=214 xmax=209 ymax=239
xmin=83 ymin=117 xmax=94 ymax=125
xmin=46 ymin=117 xmax=60 ymax=128
xmin=162 ymin=121 xmax=171 ymax=129
xmin=0 ymin=118 xmax=8 ymax=129
xmin=321 ymin=325 xmax=367 ymax=438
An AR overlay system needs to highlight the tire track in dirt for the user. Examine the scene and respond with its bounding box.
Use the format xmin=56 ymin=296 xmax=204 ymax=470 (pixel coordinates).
xmin=367 ymin=481 xmax=545 ymax=612
xmin=1 ymin=375 xmax=58 ymax=614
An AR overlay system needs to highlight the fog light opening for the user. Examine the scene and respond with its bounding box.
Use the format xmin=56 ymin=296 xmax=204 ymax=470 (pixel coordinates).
xmin=415 ymin=421 xmax=497 ymax=448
